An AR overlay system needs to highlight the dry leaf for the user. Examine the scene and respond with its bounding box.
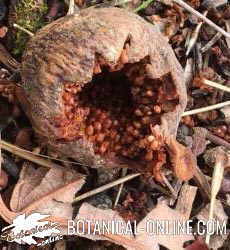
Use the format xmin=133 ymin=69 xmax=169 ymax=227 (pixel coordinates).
xmin=74 ymin=201 xmax=194 ymax=250
xmin=139 ymin=202 xmax=194 ymax=250
xmin=167 ymin=137 xmax=196 ymax=181
xmin=0 ymin=162 xmax=85 ymax=225
xmin=192 ymin=127 xmax=208 ymax=156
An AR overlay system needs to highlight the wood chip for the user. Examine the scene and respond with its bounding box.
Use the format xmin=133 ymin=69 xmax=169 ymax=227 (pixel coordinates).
xmin=176 ymin=183 xmax=198 ymax=219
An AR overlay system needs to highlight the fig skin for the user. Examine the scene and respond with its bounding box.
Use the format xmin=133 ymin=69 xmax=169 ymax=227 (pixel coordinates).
xmin=19 ymin=7 xmax=187 ymax=169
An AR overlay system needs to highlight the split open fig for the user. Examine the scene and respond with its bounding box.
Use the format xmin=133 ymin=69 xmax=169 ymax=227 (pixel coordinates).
xmin=19 ymin=7 xmax=195 ymax=181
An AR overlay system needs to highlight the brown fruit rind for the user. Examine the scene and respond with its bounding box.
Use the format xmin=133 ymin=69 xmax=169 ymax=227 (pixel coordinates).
xmin=20 ymin=7 xmax=187 ymax=174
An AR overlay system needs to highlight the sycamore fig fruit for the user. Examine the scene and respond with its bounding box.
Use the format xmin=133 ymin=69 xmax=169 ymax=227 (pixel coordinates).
xmin=19 ymin=7 xmax=193 ymax=180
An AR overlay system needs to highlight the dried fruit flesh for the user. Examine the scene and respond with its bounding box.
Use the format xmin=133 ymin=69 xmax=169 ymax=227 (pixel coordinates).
xmin=19 ymin=7 xmax=188 ymax=174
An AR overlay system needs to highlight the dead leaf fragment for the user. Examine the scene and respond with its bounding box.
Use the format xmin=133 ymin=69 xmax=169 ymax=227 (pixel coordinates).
xmin=167 ymin=137 xmax=196 ymax=181
xmin=74 ymin=201 xmax=194 ymax=250
xmin=192 ymin=127 xmax=208 ymax=156
xmin=0 ymin=162 xmax=85 ymax=226
xmin=11 ymin=163 xmax=85 ymax=216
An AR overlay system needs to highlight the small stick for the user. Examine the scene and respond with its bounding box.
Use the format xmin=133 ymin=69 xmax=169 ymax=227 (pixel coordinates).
xmin=0 ymin=140 xmax=63 ymax=170
xmin=185 ymin=30 xmax=191 ymax=48
xmin=200 ymin=32 xmax=222 ymax=53
xmin=174 ymin=0 xmax=230 ymax=39
xmin=203 ymin=52 xmax=210 ymax=69
xmin=184 ymin=58 xmax=194 ymax=87
xmin=182 ymin=101 xmax=230 ymax=116
xmin=225 ymin=20 xmax=230 ymax=48
xmin=72 ymin=173 xmax=141 ymax=204
xmin=205 ymin=154 xmax=225 ymax=245
xmin=114 ymin=168 xmax=127 ymax=208
xmin=195 ymin=43 xmax=203 ymax=72
xmin=186 ymin=11 xmax=208 ymax=56
xmin=67 ymin=0 xmax=75 ymax=15
xmin=203 ymin=79 xmax=230 ymax=93
xmin=0 ymin=139 xmax=88 ymax=166
xmin=13 ymin=24 xmax=34 ymax=37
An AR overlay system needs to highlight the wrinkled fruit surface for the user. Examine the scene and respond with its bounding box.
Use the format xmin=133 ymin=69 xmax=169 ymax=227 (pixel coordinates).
xmin=19 ymin=7 xmax=190 ymax=180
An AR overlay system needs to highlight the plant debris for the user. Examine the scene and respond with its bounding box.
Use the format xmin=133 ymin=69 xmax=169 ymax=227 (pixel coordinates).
xmin=0 ymin=162 xmax=85 ymax=223
xmin=0 ymin=0 xmax=230 ymax=249
xmin=75 ymin=201 xmax=194 ymax=250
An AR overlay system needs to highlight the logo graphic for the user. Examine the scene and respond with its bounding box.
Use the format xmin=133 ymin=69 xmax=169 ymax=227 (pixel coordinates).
xmin=1 ymin=213 xmax=61 ymax=245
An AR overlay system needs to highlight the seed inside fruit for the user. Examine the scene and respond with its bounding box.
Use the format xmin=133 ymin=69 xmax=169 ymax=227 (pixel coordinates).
xmin=59 ymin=56 xmax=179 ymax=162
xmin=86 ymin=125 xmax=94 ymax=136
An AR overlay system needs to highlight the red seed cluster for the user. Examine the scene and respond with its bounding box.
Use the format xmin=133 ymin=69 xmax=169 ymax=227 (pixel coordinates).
xmin=53 ymin=46 xmax=179 ymax=165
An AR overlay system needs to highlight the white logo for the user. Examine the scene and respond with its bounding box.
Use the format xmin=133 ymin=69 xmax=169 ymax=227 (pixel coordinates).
xmin=1 ymin=213 xmax=61 ymax=245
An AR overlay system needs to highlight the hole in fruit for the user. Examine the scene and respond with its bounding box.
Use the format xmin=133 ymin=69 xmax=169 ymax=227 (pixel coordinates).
xmin=55 ymin=55 xmax=179 ymax=163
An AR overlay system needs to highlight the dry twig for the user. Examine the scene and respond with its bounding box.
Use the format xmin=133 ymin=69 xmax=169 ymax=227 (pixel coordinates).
xmin=67 ymin=0 xmax=76 ymax=15
xmin=225 ymin=20 xmax=230 ymax=48
xmin=13 ymin=24 xmax=34 ymax=37
xmin=205 ymin=152 xmax=225 ymax=245
xmin=0 ymin=140 xmax=88 ymax=166
xmin=182 ymin=101 xmax=230 ymax=116
xmin=200 ymin=32 xmax=222 ymax=53
xmin=186 ymin=11 xmax=208 ymax=56
xmin=203 ymin=79 xmax=230 ymax=93
xmin=174 ymin=0 xmax=230 ymax=38
xmin=0 ymin=140 xmax=64 ymax=170
xmin=114 ymin=168 xmax=127 ymax=208
xmin=184 ymin=58 xmax=194 ymax=87
xmin=73 ymin=173 xmax=141 ymax=203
